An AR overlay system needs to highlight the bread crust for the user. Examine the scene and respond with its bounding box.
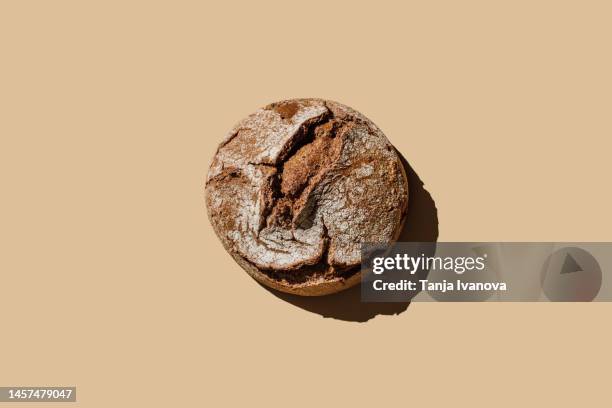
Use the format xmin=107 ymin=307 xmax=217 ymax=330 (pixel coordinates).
xmin=205 ymin=99 xmax=408 ymax=296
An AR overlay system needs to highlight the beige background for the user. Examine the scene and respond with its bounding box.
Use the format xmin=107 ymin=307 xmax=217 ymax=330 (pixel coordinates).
xmin=1 ymin=1 xmax=611 ymax=406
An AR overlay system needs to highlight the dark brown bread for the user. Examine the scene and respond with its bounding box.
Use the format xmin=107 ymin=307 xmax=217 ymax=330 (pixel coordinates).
xmin=205 ymin=99 xmax=408 ymax=295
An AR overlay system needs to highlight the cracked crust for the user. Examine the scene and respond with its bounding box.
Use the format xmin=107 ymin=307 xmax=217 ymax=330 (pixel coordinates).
xmin=205 ymin=99 xmax=409 ymax=296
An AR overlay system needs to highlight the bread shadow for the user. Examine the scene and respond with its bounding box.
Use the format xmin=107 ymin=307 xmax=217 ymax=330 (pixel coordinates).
xmin=262 ymin=150 xmax=439 ymax=322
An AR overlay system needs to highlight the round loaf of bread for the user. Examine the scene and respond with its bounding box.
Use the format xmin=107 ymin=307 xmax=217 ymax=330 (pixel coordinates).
xmin=205 ymin=99 xmax=408 ymax=296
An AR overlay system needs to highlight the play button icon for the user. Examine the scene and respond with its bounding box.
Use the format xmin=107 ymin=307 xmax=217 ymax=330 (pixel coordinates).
xmin=541 ymin=247 xmax=602 ymax=301
xmin=560 ymin=253 xmax=582 ymax=274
